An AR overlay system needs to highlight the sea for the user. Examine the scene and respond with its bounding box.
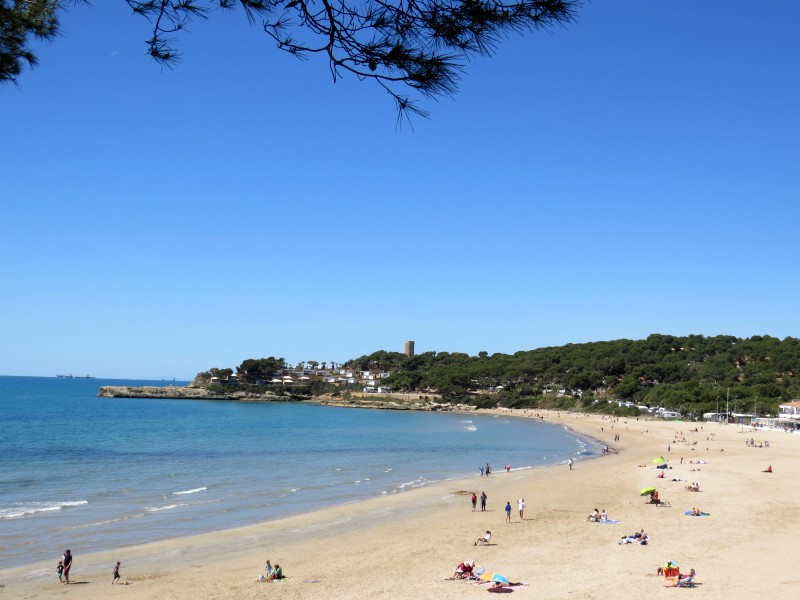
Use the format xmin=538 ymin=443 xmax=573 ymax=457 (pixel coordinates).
xmin=0 ymin=375 xmax=602 ymax=570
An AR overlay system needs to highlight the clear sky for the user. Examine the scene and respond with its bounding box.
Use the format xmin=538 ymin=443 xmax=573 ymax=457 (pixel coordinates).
xmin=2 ymin=1 xmax=799 ymax=380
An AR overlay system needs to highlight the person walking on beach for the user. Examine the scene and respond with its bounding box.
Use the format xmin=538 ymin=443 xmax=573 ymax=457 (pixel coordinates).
xmin=568 ymin=458 xmax=573 ymax=470
xmin=56 ymin=560 xmax=64 ymax=582
xmin=471 ymin=493 xmax=478 ymax=511
xmin=479 ymin=465 xmax=485 ymax=477
xmin=480 ymin=491 xmax=487 ymax=511
xmin=112 ymin=561 xmax=121 ymax=584
xmin=518 ymin=498 xmax=526 ymax=520
xmin=61 ymin=549 xmax=72 ymax=584
xmin=505 ymin=501 xmax=512 ymax=523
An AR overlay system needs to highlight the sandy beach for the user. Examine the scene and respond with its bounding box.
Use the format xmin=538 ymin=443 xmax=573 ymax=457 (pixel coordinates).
xmin=2 ymin=410 xmax=798 ymax=599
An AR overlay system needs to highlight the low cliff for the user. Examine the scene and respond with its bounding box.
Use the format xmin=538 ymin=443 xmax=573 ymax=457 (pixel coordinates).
xmin=98 ymin=385 xmax=284 ymax=401
xmin=317 ymin=394 xmax=475 ymax=411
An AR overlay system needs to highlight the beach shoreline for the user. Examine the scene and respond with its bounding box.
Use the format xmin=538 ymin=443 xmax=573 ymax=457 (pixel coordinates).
xmin=3 ymin=409 xmax=798 ymax=599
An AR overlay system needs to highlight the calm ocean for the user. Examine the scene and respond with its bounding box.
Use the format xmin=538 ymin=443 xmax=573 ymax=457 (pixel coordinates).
xmin=0 ymin=376 xmax=601 ymax=569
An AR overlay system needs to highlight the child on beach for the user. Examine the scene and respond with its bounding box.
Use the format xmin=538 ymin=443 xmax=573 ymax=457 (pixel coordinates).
xmin=505 ymin=501 xmax=512 ymax=522
xmin=112 ymin=561 xmax=121 ymax=584
xmin=57 ymin=560 xmax=64 ymax=582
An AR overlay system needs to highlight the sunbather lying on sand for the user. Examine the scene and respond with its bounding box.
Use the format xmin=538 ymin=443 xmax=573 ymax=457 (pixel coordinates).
xmin=619 ymin=529 xmax=648 ymax=545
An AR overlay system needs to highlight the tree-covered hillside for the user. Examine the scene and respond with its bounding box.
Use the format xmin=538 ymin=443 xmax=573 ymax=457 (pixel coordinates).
xmin=346 ymin=334 xmax=800 ymax=416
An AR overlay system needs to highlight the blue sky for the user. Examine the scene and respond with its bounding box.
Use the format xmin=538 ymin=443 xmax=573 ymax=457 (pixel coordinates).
xmin=2 ymin=1 xmax=799 ymax=379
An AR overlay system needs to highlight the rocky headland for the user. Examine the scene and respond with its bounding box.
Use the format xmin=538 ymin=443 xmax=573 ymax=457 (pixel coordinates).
xmin=96 ymin=386 xmax=475 ymax=410
xmin=97 ymin=385 xmax=284 ymax=402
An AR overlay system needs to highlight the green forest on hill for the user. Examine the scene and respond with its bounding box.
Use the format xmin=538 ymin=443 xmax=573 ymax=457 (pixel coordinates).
xmin=345 ymin=334 xmax=800 ymax=417
xmin=200 ymin=334 xmax=800 ymax=418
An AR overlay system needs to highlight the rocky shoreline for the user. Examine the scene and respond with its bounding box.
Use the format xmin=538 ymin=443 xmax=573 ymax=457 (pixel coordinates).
xmin=97 ymin=385 xmax=285 ymax=402
xmin=316 ymin=394 xmax=475 ymax=411
xmin=97 ymin=386 xmax=477 ymax=411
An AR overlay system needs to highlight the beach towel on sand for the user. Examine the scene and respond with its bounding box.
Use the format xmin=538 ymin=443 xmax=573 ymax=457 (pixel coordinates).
xmin=684 ymin=511 xmax=710 ymax=516
xmin=598 ymin=519 xmax=620 ymax=524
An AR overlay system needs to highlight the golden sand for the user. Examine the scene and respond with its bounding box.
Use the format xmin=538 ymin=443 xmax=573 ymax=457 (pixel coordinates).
xmin=3 ymin=410 xmax=798 ymax=599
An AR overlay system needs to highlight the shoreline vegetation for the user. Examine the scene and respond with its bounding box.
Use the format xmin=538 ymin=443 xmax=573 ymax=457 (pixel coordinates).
xmin=99 ymin=334 xmax=800 ymax=418
xmin=3 ymin=408 xmax=798 ymax=599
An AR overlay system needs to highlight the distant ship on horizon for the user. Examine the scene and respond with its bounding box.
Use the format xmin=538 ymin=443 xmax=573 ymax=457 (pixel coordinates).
xmin=56 ymin=374 xmax=94 ymax=379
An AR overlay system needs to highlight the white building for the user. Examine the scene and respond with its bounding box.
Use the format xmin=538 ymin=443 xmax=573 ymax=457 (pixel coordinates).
xmin=778 ymin=401 xmax=800 ymax=429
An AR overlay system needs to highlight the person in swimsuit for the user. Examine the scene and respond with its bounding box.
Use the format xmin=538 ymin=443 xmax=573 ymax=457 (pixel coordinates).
xmin=62 ymin=549 xmax=72 ymax=584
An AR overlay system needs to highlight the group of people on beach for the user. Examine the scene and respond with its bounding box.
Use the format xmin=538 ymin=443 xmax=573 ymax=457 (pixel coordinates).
xmin=471 ymin=491 xmax=488 ymax=511
xmin=619 ymin=529 xmax=649 ymax=545
xmin=55 ymin=549 xmax=125 ymax=585
xmin=259 ymin=559 xmax=285 ymax=582
xmin=56 ymin=549 xmax=72 ymax=584
xmin=586 ymin=508 xmax=608 ymax=522
xmin=746 ymin=438 xmax=769 ymax=448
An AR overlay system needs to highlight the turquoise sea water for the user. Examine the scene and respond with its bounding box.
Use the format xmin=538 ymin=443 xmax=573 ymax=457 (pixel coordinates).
xmin=0 ymin=376 xmax=601 ymax=569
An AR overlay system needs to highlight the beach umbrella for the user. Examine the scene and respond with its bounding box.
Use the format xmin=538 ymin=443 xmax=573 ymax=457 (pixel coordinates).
xmin=652 ymin=457 xmax=666 ymax=464
xmin=640 ymin=487 xmax=657 ymax=496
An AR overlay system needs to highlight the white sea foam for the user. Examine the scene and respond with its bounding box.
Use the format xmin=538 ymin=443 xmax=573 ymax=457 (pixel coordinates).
xmin=464 ymin=425 xmax=478 ymax=431
xmin=1 ymin=376 xmax=594 ymax=571
xmin=173 ymin=487 xmax=207 ymax=496
xmin=146 ymin=503 xmax=187 ymax=512
xmin=0 ymin=500 xmax=88 ymax=520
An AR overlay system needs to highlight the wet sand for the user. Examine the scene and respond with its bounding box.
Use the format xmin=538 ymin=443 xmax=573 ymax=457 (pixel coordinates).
xmin=2 ymin=410 xmax=797 ymax=599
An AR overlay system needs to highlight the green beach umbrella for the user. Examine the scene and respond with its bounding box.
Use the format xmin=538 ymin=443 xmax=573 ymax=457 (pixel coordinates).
xmin=640 ymin=487 xmax=657 ymax=496
xmin=652 ymin=457 xmax=666 ymax=464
